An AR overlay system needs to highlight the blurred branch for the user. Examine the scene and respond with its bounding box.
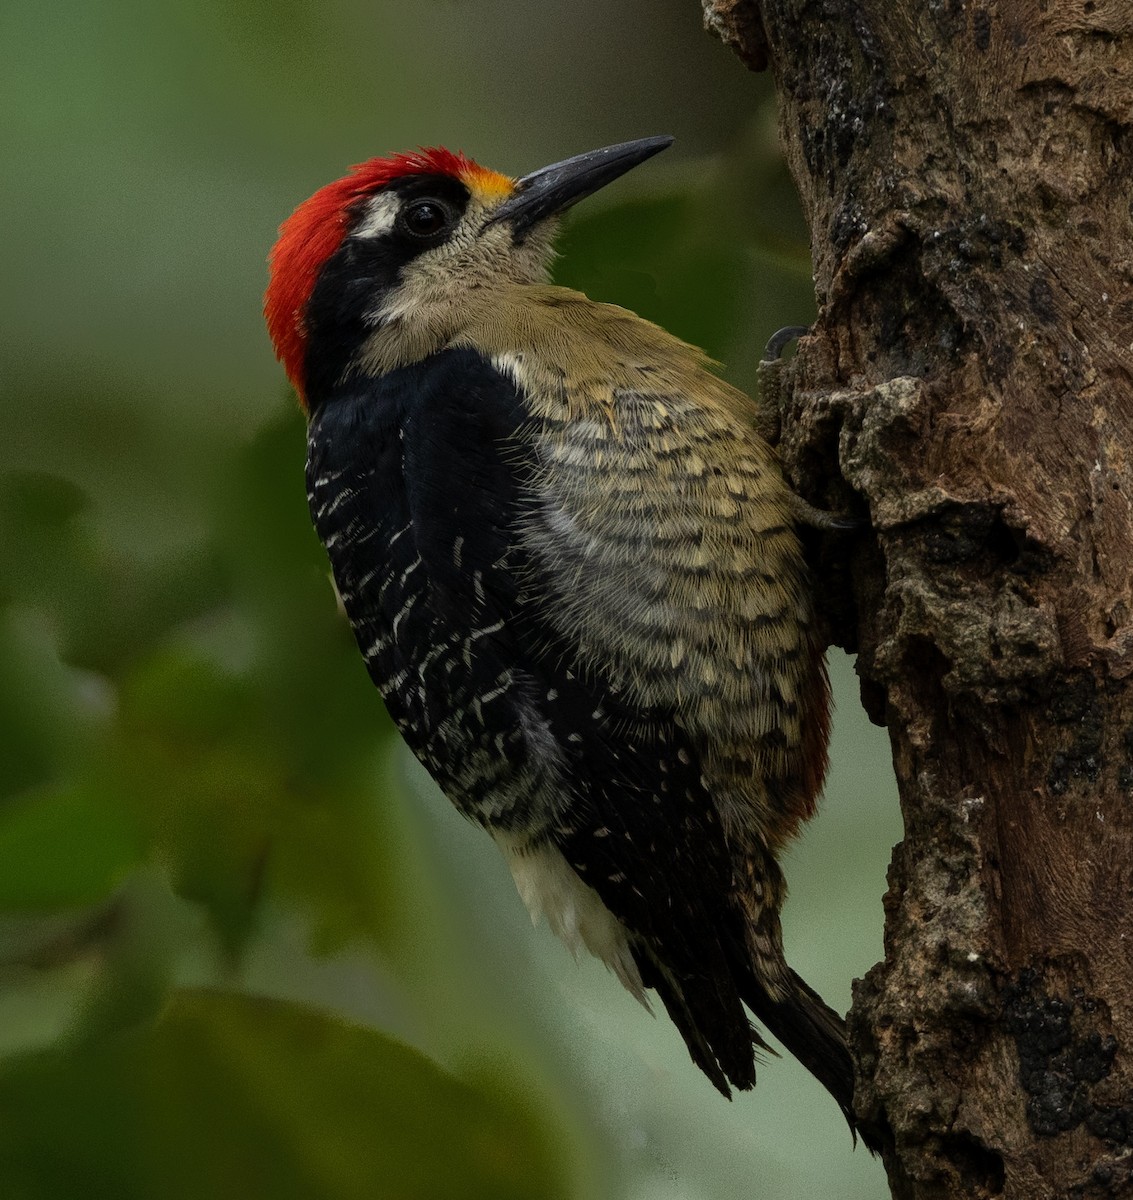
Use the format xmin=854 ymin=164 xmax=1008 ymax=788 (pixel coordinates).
xmin=705 ymin=0 xmax=1133 ymax=1195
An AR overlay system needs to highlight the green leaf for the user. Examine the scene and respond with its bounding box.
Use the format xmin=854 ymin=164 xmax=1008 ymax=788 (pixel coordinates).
xmin=0 ymin=786 xmax=142 ymax=909
xmin=111 ymin=640 xmax=404 ymax=959
xmin=0 ymin=609 xmax=114 ymax=802
xmin=0 ymin=989 xmax=573 ymax=1200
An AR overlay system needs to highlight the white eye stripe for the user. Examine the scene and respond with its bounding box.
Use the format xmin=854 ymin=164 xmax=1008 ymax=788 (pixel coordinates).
xmin=353 ymin=192 xmax=402 ymax=239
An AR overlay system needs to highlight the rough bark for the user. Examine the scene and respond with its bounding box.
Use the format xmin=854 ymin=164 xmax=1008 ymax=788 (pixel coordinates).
xmin=703 ymin=1 xmax=1133 ymax=1196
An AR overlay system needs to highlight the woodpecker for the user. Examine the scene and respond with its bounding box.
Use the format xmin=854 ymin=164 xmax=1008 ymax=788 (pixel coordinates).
xmin=265 ymin=137 xmax=863 ymax=1138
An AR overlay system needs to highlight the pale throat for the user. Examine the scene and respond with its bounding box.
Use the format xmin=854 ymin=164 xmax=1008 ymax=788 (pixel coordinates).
xmin=357 ymin=235 xmax=557 ymax=373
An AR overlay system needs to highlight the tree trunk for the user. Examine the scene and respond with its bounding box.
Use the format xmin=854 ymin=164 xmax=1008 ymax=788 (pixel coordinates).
xmin=702 ymin=1 xmax=1133 ymax=1195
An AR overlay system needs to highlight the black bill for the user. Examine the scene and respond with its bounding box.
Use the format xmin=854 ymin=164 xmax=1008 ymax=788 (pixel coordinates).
xmin=488 ymin=135 xmax=673 ymax=236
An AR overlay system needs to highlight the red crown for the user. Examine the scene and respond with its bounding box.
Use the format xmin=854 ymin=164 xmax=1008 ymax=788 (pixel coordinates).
xmin=264 ymin=148 xmax=497 ymax=402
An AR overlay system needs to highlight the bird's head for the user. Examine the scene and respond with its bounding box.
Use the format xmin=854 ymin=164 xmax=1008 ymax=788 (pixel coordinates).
xmin=264 ymin=136 xmax=672 ymax=406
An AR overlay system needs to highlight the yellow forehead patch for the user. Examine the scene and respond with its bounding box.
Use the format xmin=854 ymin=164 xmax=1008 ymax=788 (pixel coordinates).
xmin=461 ymin=163 xmax=515 ymax=200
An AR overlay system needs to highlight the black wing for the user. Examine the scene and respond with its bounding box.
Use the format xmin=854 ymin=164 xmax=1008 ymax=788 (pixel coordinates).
xmin=307 ymin=347 xmax=787 ymax=1093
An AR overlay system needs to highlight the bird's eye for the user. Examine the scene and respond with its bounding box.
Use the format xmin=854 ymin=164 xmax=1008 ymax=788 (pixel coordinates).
xmin=400 ymin=199 xmax=452 ymax=238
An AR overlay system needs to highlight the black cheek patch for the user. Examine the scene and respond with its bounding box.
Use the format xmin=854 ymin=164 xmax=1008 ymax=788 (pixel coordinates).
xmin=301 ymin=174 xmax=472 ymax=402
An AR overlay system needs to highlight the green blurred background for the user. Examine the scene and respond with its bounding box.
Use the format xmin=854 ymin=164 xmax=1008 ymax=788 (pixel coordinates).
xmin=0 ymin=0 xmax=899 ymax=1196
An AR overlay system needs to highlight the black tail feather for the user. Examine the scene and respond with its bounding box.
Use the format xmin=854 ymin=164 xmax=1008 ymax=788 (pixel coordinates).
xmin=745 ymin=971 xmax=853 ymax=1117
xmin=744 ymin=969 xmax=885 ymax=1154
xmin=628 ymin=931 xmax=884 ymax=1151
xmin=634 ymin=946 xmax=762 ymax=1097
